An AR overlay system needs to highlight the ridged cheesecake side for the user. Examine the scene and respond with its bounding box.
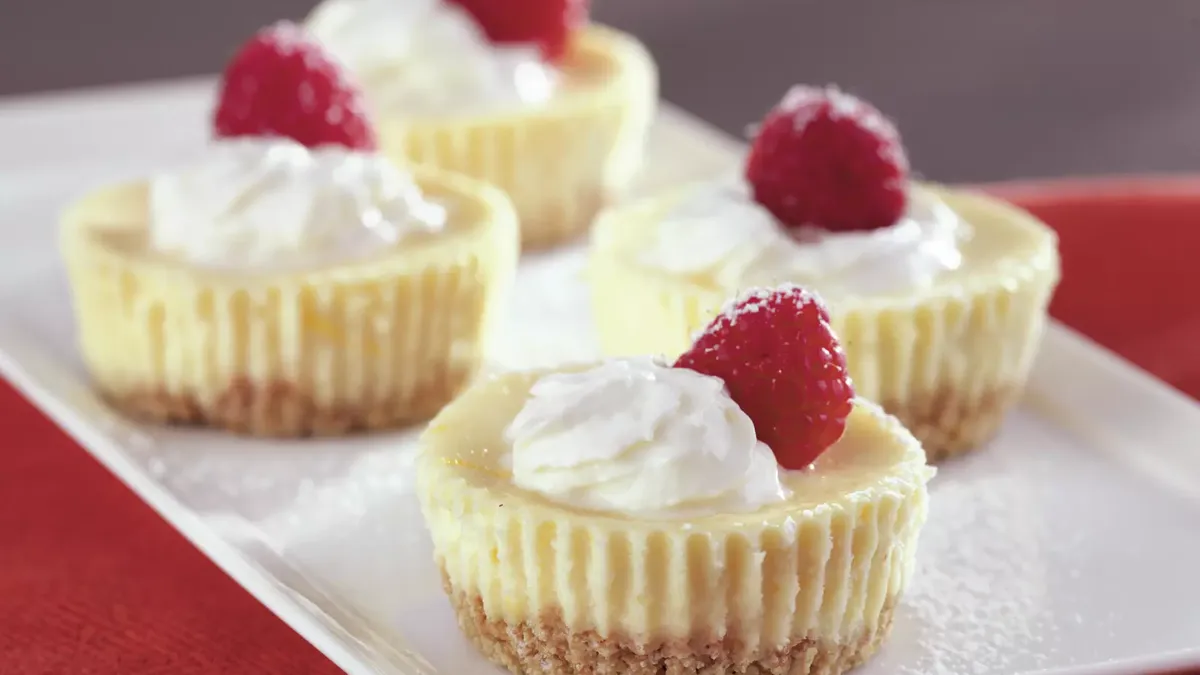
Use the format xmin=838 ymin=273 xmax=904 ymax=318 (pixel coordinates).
xmin=416 ymin=370 xmax=933 ymax=675
xmin=589 ymin=184 xmax=1061 ymax=461
xmin=60 ymin=168 xmax=519 ymax=436
xmin=380 ymin=25 xmax=659 ymax=249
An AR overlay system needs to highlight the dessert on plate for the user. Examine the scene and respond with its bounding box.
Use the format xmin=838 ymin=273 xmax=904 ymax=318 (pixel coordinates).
xmin=60 ymin=22 xmax=519 ymax=436
xmin=305 ymin=0 xmax=658 ymax=249
xmin=417 ymin=285 xmax=934 ymax=675
xmin=590 ymin=85 xmax=1061 ymax=461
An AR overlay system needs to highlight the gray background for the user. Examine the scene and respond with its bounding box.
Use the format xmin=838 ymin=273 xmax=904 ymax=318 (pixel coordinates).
xmin=2 ymin=0 xmax=1199 ymax=182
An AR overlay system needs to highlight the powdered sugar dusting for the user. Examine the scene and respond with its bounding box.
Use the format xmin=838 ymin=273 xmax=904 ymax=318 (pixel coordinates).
xmin=685 ymin=284 xmax=831 ymax=365
xmin=265 ymin=24 xmax=348 ymax=94
xmin=692 ymin=283 xmax=828 ymax=345
xmin=883 ymin=464 xmax=1057 ymax=675
xmin=287 ymin=27 xmax=372 ymax=124
xmin=780 ymin=85 xmax=899 ymax=141
xmin=262 ymin=20 xmax=312 ymax=55
xmin=774 ymin=84 xmax=910 ymax=173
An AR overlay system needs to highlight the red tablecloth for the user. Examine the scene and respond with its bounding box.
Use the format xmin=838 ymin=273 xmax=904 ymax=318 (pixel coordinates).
xmin=2 ymin=180 xmax=1199 ymax=674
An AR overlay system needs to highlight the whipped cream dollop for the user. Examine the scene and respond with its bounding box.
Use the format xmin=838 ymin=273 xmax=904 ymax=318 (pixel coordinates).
xmin=306 ymin=0 xmax=555 ymax=115
xmin=506 ymin=357 xmax=790 ymax=519
xmin=642 ymin=176 xmax=969 ymax=296
xmin=149 ymin=137 xmax=446 ymax=268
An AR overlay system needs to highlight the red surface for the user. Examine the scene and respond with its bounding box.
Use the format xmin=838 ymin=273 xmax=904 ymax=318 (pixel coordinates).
xmin=2 ymin=178 xmax=1200 ymax=674
xmin=986 ymin=177 xmax=1200 ymax=401
xmin=0 ymin=382 xmax=342 ymax=674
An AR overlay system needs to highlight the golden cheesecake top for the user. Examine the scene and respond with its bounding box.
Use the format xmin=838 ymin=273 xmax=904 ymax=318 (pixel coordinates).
xmin=418 ymin=361 xmax=932 ymax=529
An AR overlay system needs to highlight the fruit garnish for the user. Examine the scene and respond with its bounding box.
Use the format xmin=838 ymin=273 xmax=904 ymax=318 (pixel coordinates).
xmin=745 ymin=85 xmax=909 ymax=232
xmin=446 ymin=0 xmax=589 ymax=63
xmin=674 ymin=284 xmax=854 ymax=470
xmin=213 ymin=21 xmax=377 ymax=151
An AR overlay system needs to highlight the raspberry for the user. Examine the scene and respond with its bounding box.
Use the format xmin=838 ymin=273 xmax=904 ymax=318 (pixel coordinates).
xmin=674 ymin=285 xmax=854 ymax=470
xmin=213 ymin=21 xmax=376 ymax=151
xmin=745 ymin=85 xmax=909 ymax=232
xmin=446 ymin=0 xmax=589 ymax=63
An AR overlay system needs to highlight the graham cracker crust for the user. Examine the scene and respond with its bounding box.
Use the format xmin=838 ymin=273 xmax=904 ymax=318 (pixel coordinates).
xmin=886 ymin=384 xmax=1020 ymax=463
xmin=445 ymin=586 xmax=897 ymax=675
xmin=99 ymin=371 xmax=473 ymax=437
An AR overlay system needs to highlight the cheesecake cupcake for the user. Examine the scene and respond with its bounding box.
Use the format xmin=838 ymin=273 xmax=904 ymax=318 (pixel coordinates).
xmin=590 ymin=85 xmax=1061 ymax=461
xmin=59 ymin=22 xmax=519 ymax=436
xmin=418 ymin=285 xmax=934 ymax=675
xmin=304 ymin=0 xmax=658 ymax=249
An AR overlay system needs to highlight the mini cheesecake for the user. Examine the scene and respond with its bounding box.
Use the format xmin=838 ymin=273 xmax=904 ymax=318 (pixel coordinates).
xmin=417 ymin=286 xmax=935 ymax=675
xmin=60 ymin=22 xmax=520 ymax=436
xmin=589 ymin=86 xmax=1060 ymax=461
xmin=306 ymin=0 xmax=658 ymax=249
xmin=61 ymin=166 xmax=517 ymax=436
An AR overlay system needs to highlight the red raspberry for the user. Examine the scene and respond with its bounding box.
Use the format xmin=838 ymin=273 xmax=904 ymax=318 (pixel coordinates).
xmin=745 ymin=85 xmax=909 ymax=232
xmin=674 ymin=285 xmax=854 ymax=470
xmin=213 ymin=21 xmax=376 ymax=151
xmin=446 ymin=0 xmax=589 ymax=63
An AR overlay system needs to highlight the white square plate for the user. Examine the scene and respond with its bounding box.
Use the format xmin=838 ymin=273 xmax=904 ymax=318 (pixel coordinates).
xmin=1 ymin=81 xmax=1199 ymax=675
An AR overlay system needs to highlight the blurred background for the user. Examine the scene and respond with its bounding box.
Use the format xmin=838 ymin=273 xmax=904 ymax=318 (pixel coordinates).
xmin=3 ymin=0 xmax=1200 ymax=182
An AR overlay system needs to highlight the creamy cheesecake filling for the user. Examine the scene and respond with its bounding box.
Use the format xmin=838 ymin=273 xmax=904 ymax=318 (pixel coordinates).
xmin=149 ymin=137 xmax=446 ymax=269
xmin=417 ymin=368 xmax=934 ymax=650
xmin=306 ymin=0 xmax=556 ymax=116
xmin=639 ymin=176 xmax=971 ymax=298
